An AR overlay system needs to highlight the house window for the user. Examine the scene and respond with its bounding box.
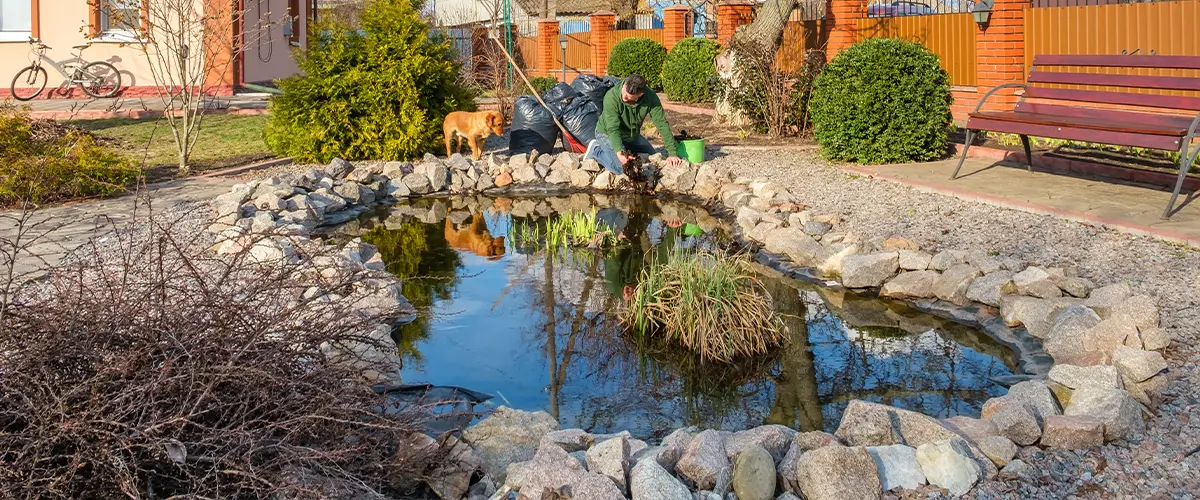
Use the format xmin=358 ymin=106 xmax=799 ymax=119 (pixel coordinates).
xmin=0 ymin=0 xmax=33 ymax=42
xmin=100 ymin=0 xmax=142 ymax=34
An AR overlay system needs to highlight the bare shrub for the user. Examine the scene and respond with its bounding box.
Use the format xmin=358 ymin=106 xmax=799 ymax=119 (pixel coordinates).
xmin=0 ymin=202 xmax=450 ymax=499
xmin=715 ymin=40 xmax=826 ymax=138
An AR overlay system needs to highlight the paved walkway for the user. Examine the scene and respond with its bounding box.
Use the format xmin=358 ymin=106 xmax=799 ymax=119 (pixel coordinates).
xmin=2 ymin=178 xmax=236 ymax=277
xmin=846 ymin=158 xmax=1200 ymax=247
xmin=20 ymin=94 xmax=271 ymax=120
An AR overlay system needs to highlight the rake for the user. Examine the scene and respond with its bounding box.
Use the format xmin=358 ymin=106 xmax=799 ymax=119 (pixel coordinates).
xmin=488 ymin=36 xmax=588 ymax=153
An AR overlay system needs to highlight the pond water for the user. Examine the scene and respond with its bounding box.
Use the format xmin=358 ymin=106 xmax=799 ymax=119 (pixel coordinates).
xmin=329 ymin=194 xmax=1017 ymax=440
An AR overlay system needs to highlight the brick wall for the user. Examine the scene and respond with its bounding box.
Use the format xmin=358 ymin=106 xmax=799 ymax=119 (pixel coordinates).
xmin=716 ymin=0 xmax=754 ymax=46
xmin=591 ymin=11 xmax=616 ymax=76
xmin=663 ymin=5 xmax=691 ymax=50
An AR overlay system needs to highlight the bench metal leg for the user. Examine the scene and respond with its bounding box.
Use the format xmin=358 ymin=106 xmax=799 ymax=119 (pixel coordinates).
xmin=1162 ymin=143 xmax=1197 ymax=219
xmin=951 ymin=129 xmax=975 ymax=180
xmin=1020 ymin=135 xmax=1034 ymax=173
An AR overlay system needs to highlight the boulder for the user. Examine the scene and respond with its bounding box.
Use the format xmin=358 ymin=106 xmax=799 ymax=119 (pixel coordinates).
xmin=592 ymin=170 xmax=614 ymax=190
xmin=999 ymin=459 xmax=1034 ymax=479
xmin=475 ymin=173 xmax=495 ymax=192
xmin=494 ymin=171 xmax=513 ymax=188
xmin=1040 ymin=415 xmax=1105 ymax=450
xmin=929 ymin=251 xmax=961 ymax=271
xmin=867 ymin=444 xmax=926 ymax=491
xmin=983 ymin=398 xmax=1042 ymax=445
xmin=1108 ymin=295 xmax=1160 ymax=331
xmin=795 ymin=445 xmax=882 ymax=500
xmin=1057 ymin=276 xmax=1094 ymax=298
xmin=915 ymin=439 xmax=982 ymax=497
xmin=513 ymin=165 xmax=540 ymax=184
xmin=725 ymin=425 xmax=797 ymax=463
xmin=1048 ymin=364 xmax=1122 ymax=390
xmin=1126 ymin=372 xmax=1170 ymax=408
xmin=675 ymin=430 xmax=729 ymax=490
xmin=1006 ymin=380 xmax=1062 ymax=422
xmin=569 ymin=169 xmax=593 ymax=189
xmin=763 ymin=228 xmax=824 ymax=267
xmin=461 ymin=407 xmax=560 ymax=482
xmin=803 ymin=221 xmax=833 ymax=236
xmin=931 ymin=264 xmax=982 ymax=306
xmin=965 ymin=271 xmax=1016 ymax=307
xmin=333 ymin=183 xmax=366 ymax=205
xmin=404 ymin=173 xmax=434 ymax=194
xmin=656 ymin=428 xmax=694 ymax=472
xmin=630 ymin=458 xmax=691 ymax=500
xmin=816 ymin=243 xmax=859 ymax=278
xmin=427 ymin=163 xmax=451 ymax=191
xmin=794 ymin=431 xmax=841 ymax=451
xmin=544 ymin=168 xmax=571 ymax=184
xmin=841 ymin=252 xmax=900 ymax=289
xmin=898 ymin=250 xmax=932 ymax=271
xmin=1000 ymin=295 xmax=1076 ymax=339
xmin=732 ymin=445 xmax=775 ymax=500
xmin=659 ymin=165 xmax=698 ymax=193
xmin=1127 ymin=327 xmax=1171 ymax=351
xmin=776 ymin=442 xmax=802 ymax=494
xmin=543 ymin=429 xmax=593 ymax=452
xmin=508 ymin=153 xmax=529 ymax=170
xmin=1063 ymin=386 xmax=1145 ymax=441
xmin=1013 ymin=266 xmax=1062 ymax=298
xmin=1111 ymin=346 xmax=1167 ymax=383
xmin=1043 ymin=305 xmax=1105 ymax=364
xmin=586 ymin=435 xmax=630 ymax=494
xmin=835 ymin=400 xmax=959 ymax=448
xmin=382 ymin=161 xmax=411 ymax=179
xmin=977 ymin=436 xmax=1017 ymax=466
xmin=326 ymin=157 xmax=353 ymax=178
xmin=581 ymin=159 xmax=602 ymax=172
xmin=1083 ymin=282 xmax=1132 ymax=318
xmin=310 ymin=189 xmax=347 ymax=212
xmin=882 ymin=237 xmax=919 ymax=251
xmin=550 ymin=153 xmax=579 ymax=171
xmin=387 ymin=178 xmax=412 ymax=198
xmin=880 ymin=270 xmax=940 ymax=299
xmin=941 ymin=416 xmax=999 ymax=445
xmin=512 ymin=441 xmax=625 ymax=500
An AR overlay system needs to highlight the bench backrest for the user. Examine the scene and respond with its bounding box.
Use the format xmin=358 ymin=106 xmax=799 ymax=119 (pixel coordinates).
xmin=1024 ymin=55 xmax=1200 ymax=113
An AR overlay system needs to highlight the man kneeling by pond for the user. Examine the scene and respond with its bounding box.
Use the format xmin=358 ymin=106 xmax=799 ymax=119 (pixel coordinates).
xmin=587 ymin=73 xmax=685 ymax=175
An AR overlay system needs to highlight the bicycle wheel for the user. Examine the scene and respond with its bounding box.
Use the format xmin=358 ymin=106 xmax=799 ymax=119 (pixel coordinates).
xmin=10 ymin=66 xmax=47 ymax=101
xmin=79 ymin=61 xmax=122 ymax=98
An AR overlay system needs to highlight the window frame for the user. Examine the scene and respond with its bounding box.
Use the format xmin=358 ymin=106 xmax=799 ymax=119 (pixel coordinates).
xmin=0 ymin=0 xmax=37 ymax=43
xmin=90 ymin=0 xmax=147 ymax=43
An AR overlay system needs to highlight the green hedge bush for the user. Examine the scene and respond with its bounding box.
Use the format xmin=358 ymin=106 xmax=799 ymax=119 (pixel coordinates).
xmin=265 ymin=0 xmax=476 ymax=163
xmin=525 ymin=76 xmax=559 ymax=96
xmin=0 ymin=105 xmax=137 ymax=205
xmin=607 ymin=37 xmax=667 ymax=89
xmin=809 ymin=38 xmax=952 ymax=164
xmin=661 ymin=38 xmax=722 ymax=103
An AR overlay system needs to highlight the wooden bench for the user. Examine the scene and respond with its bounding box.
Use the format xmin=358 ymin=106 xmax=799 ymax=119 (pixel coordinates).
xmin=953 ymin=54 xmax=1200 ymax=219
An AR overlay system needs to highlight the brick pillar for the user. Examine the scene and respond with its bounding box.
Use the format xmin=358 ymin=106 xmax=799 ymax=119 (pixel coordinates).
xmin=974 ymin=0 xmax=1027 ymax=111
xmin=590 ymin=11 xmax=616 ymax=75
xmin=716 ymin=0 xmax=753 ymax=46
xmin=827 ymin=0 xmax=865 ymax=57
xmin=663 ymin=5 xmax=691 ymax=51
xmin=537 ymin=18 xmax=559 ymax=76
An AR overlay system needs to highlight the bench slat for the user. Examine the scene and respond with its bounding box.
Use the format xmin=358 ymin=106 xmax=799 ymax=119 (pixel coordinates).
xmin=1011 ymin=103 xmax=1196 ymax=130
xmin=1022 ymin=87 xmax=1200 ymax=112
xmin=1033 ymin=54 xmax=1200 ymax=70
xmin=971 ymin=111 xmax=1189 ymax=136
xmin=1028 ymin=71 xmax=1200 ymax=92
xmin=964 ymin=117 xmax=1184 ymax=151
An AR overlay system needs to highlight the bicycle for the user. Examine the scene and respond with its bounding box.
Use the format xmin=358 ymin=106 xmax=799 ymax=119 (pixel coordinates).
xmin=10 ymin=38 xmax=123 ymax=101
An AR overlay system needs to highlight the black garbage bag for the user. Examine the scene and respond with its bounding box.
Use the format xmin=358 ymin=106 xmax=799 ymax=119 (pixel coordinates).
xmin=541 ymin=82 xmax=581 ymax=112
xmin=571 ymin=74 xmax=616 ymax=109
xmin=510 ymin=95 xmax=558 ymax=155
xmin=562 ymin=98 xmax=601 ymax=146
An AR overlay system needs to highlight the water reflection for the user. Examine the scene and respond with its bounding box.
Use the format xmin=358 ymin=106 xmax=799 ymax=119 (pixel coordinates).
xmin=335 ymin=195 xmax=1016 ymax=439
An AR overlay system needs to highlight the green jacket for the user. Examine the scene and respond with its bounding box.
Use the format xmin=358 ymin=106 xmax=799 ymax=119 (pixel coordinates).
xmin=595 ymin=85 xmax=678 ymax=157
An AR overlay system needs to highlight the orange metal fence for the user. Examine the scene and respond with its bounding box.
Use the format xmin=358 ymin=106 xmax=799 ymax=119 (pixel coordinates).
xmin=855 ymin=13 xmax=977 ymax=86
xmin=612 ymin=28 xmax=665 ymax=45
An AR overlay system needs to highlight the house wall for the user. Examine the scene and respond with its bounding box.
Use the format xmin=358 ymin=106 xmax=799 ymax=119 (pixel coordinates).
xmin=242 ymin=0 xmax=306 ymax=84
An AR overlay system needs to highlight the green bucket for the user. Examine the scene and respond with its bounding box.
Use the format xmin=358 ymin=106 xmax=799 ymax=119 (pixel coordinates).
xmin=679 ymin=139 xmax=706 ymax=163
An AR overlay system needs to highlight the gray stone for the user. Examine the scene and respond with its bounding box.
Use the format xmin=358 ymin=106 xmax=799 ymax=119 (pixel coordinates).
xmin=1132 ymin=327 xmax=1172 ymax=351
xmin=867 ymin=444 xmax=926 ymax=491
xmin=591 ymin=170 xmax=614 ymax=190
xmin=404 ymin=173 xmax=434 ymax=194
xmin=929 ymin=251 xmax=960 ymax=271
xmin=475 ymin=173 xmax=495 ymax=192
xmin=732 ymin=445 xmax=775 ymax=500
xmin=1127 ymin=372 xmax=1170 ymax=408
xmin=941 ymin=416 xmax=999 ymax=445
xmin=310 ymin=189 xmax=347 ymax=212
xmin=725 ymin=425 xmax=797 ymax=463
xmin=898 ymin=250 xmax=932 ymax=271
xmin=816 ymin=243 xmax=859 ymax=278
xmin=916 ymin=439 xmax=982 ymax=497
xmin=762 ymin=228 xmax=824 ymax=267
xmin=841 ymin=252 xmax=900 ymax=289
xmin=965 ymin=271 xmax=1015 ymax=307
xmin=659 ymin=165 xmax=697 ymax=193
xmin=427 ymin=164 xmax=451 ymax=191
xmin=794 ymin=431 xmax=841 ymax=451
xmin=630 ymin=458 xmax=691 ymax=500
xmin=796 ymin=445 xmax=882 ymax=500
xmin=1112 ymin=346 xmax=1168 ymax=383
xmin=977 ymin=436 xmax=1017 ymax=466
xmin=1084 ymin=282 xmax=1132 ymax=317
xmin=983 ymin=398 xmax=1042 ymax=445
xmin=1057 ymin=276 xmax=1094 ymax=298
xmin=1048 ymin=364 xmax=1122 ymax=390
xmin=748 ymin=221 xmax=780 ymax=244
xmin=803 ymin=221 xmax=833 ymax=235
xmin=1006 ymin=380 xmax=1062 ymax=422
xmin=1000 ymin=257 xmax=1027 ymax=272
xmin=629 ymin=439 xmax=649 ymax=458
xmin=657 ymin=428 xmax=694 ymax=472
xmin=543 ymin=429 xmax=593 ymax=452
xmin=999 ymin=459 xmax=1033 ymax=479
xmin=1043 ymin=304 xmax=1105 ymax=364
xmin=382 ymin=161 xmax=410 ymax=179
xmin=968 ymin=255 xmax=1005 ymax=275
xmin=1088 ymin=316 xmax=1142 ymax=358
xmin=1108 ymin=295 xmax=1160 ymax=331
xmin=835 ymin=400 xmax=963 ymax=449
xmin=676 ymin=430 xmax=729 ymax=490
xmin=334 ymin=183 xmax=363 ymax=204
xmin=1013 ymin=266 xmax=1062 ymax=298
xmin=880 ymin=270 xmax=940 ymax=299
xmin=587 ymin=435 xmax=630 ymax=494
xmin=932 ymin=264 xmax=982 ymax=306
xmin=387 ymin=178 xmax=412 ymax=198
xmin=568 ymin=169 xmax=593 ymax=189
xmin=581 ymin=159 xmax=602 ymax=172
xmin=776 ymin=442 xmax=802 ymax=494
xmin=545 ymin=168 xmax=571 ymax=184
xmin=1064 ymin=386 xmax=1145 ymax=441
xmin=1040 ymin=415 xmax=1105 ymax=450
xmin=513 ymin=165 xmax=540 ymax=184
xmin=1000 ymin=295 xmax=1077 ymax=339
xmin=326 ymin=157 xmax=353 ymax=178
xmin=512 ymin=441 xmax=625 ymax=500
xmin=461 ymin=407 xmax=560 ymax=482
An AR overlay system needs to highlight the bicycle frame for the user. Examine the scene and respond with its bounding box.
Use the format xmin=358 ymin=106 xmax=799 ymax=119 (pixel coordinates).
xmin=25 ymin=42 xmax=94 ymax=90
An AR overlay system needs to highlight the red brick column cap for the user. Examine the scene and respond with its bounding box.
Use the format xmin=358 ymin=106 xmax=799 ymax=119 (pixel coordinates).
xmin=717 ymin=0 xmax=755 ymax=6
xmin=663 ymin=5 xmax=691 ymax=11
xmin=590 ymin=10 xmax=617 ymax=16
xmin=537 ymin=18 xmax=559 ymax=23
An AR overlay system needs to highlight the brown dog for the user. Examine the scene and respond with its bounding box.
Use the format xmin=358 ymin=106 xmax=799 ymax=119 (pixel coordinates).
xmin=443 ymin=110 xmax=504 ymax=160
xmin=444 ymin=216 xmax=506 ymax=260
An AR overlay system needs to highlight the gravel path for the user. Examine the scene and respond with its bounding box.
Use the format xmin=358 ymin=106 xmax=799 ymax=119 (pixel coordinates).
xmin=709 ymin=149 xmax=1200 ymax=499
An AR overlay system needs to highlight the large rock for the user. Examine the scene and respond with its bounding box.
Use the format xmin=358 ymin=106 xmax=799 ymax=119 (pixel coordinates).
xmin=1128 ymin=327 xmax=1171 ymax=351
xmin=1006 ymin=380 xmax=1062 ymax=422
xmin=929 ymin=251 xmax=961 ymax=271
xmin=1084 ymin=282 xmax=1132 ymax=318
xmin=630 ymin=458 xmax=691 ymax=500
xmin=777 ymin=442 xmax=803 ymax=494
xmin=725 ymin=425 xmax=797 ymax=463
xmin=841 ymin=252 xmax=900 ymax=289
xmin=513 ymin=165 xmax=540 ymax=184
xmin=675 ymin=430 xmax=729 ymax=490
xmin=659 ymin=165 xmax=697 ymax=193
xmin=543 ymin=429 xmax=592 ymax=452
xmin=732 ymin=445 xmax=775 ymax=500
xmin=977 ymin=436 xmax=1017 ymax=466
xmin=1013 ymin=266 xmax=1062 ymax=298
xmin=867 ymin=445 xmax=926 ymax=491
xmin=586 ymin=435 xmax=630 ymax=494
xmin=898 ymin=250 xmax=932 ymax=271
xmin=326 ymin=157 xmax=353 ymax=178
xmin=592 ymin=170 xmax=614 ymax=190
xmin=941 ymin=416 xmax=999 ymax=445
xmin=461 ymin=407 xmax=560 ymax=482
xmin=427 ymin=163 xmax=451 ymax=191
xmin=1040 ymin=415 xmax=1105 ymax=449
xmin=835 ymin=400 xmax=958 ymax=448
xmin=1112 ymin=346 xmax=1168 ymax=384
xmin=569 ymin=169 xmax=593 ymax=189
xmin=880 ymin=270 xmax=940 ymax=299
xmin=656 ymin=428 xmax=694 ymax=472
xmin=795 ymin=445 xmax=882 ymax=500
xmin=983 ymin=398 xmax=1042 ymax=445
xmin=932 ymin=264 xmax=982 ymax=306
xmin=1000 ymin=295 xmax=1076 ymax=339
xmin=816 ymin=243 xmax=859 ymax=278
xmin=544 ymin=168 xmax=571 ymax=184
xmin=1064 ymin=386 xmax=1145 ymax=441
xmin=512 ymin=441 xmax=625 ymax=500
xmin=794 ymin=431 xmax=841 ymax=451
xmin=404 ymin=173 xmax=434 ymax=194
xmin=763 ymin=228 xmax=824 ymax=267
xmin=1057 ymin=276 xmax=1094 ymax=298
xmin=1043 ymin=305 xmax=1105 ymax=365
xmin=965 ymin=271 xmax=1015 ymax=307
xmin=915 ymin=439 xmax=982 ymax=497
xmin=1048 ymin=364 xmax=1122 ymax=390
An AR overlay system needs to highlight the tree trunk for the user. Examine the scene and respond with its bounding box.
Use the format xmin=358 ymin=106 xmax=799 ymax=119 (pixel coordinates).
xmin=714 ymin=0 xmax=798 ymax=124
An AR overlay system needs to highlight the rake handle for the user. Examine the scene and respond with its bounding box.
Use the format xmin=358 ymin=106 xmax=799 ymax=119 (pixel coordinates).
xmin=489 ymin=37 xmax=578 ymax=143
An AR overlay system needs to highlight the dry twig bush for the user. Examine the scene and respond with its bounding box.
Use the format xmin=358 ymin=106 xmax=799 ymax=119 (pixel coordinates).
xmin=0 ymin=200 xmax=455 ymax=499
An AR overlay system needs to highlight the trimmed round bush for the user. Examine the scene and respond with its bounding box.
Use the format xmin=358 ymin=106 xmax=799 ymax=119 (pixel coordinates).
xmin=607 ymin=37 xmax=668 ymax=89
xmin=809 ymin=38 xmax=953 ymax=164
xmin=661 ymin=37 xmax=722 ymax=103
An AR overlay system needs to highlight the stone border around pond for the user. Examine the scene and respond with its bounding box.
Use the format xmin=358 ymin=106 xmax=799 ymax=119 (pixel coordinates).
xmin=205 ymin=150 xmax=1173 ymax=500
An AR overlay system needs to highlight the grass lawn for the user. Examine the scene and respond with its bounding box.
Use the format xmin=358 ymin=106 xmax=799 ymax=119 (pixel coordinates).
xmin=72 ymin=114 xmax=273 ymax=183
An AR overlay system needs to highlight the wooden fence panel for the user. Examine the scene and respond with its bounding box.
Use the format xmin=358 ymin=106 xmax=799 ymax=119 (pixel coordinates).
xmin=855 ymin=13 xmax=977 ymax=86
xmin=612 ymin=28 xmax=665 ymax=45
xmin=516 ymin=36 xmax=539 ymax=70
xmin=776 ymin=21 xmax=827 ymax=73
xmin=1026 ymin=0 xmax=1200 ymax=97
xmin=550 ymin=31 xmax=592 ymax=71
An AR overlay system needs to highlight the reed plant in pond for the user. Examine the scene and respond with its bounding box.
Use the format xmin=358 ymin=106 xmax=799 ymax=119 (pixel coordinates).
xmin=622 ymin=249 xmax=786 ymax=362
xmin=544 ymin=209 xmax=616 ymax=250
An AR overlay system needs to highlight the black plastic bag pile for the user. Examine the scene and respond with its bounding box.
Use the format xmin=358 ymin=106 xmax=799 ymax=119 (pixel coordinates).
xmin=508 ymin=74 xmax=617 ymax=155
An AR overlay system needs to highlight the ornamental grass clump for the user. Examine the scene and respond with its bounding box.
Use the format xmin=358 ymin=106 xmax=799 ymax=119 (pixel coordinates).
xmin=622 ymin=249 xmax=786 ymax=362
xmin=544 ymin=209 xmax=616 ymax=250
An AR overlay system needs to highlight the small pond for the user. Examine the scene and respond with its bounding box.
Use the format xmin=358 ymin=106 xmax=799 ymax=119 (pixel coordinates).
xmin=329 ymin=194 xmax=1017 ymax=440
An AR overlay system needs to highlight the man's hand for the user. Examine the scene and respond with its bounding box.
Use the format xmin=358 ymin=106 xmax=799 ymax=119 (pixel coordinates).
xmin=617 ymin=152 xmax=633 ymax=166
xmin=665 ymin=156 xmax=684 ymax=167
